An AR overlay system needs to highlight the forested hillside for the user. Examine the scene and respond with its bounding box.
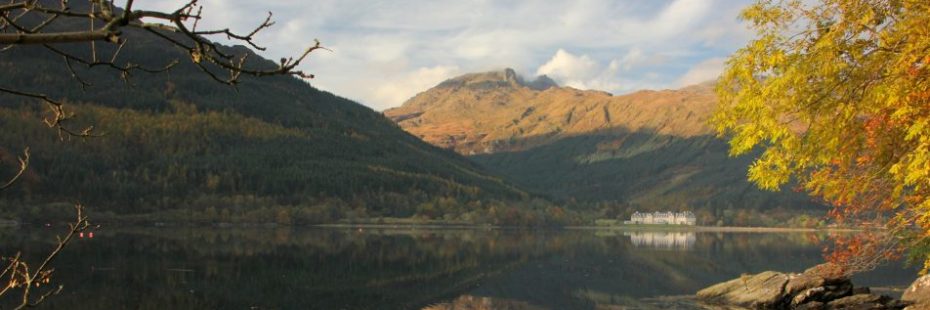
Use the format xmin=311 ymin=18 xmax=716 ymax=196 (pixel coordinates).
xmin=0 ymin=26 xmax=539 ymax=223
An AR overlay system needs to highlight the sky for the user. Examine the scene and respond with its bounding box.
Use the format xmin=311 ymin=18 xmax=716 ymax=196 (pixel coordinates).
xmin=138 ymin=0 xmax=757 ymax=111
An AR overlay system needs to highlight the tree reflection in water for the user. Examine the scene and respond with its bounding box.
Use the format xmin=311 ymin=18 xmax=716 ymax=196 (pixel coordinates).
xmin=0 ymin=227 xmax=917 ymax=309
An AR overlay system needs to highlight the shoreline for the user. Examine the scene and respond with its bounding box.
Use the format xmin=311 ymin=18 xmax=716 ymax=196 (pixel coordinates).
xmin=4 ymin=220 xmax=865 ymax=232
xmin=566 ymin=225 xmax=863 ymax=233
xmin=315 ymin=223 xmax=863 ymax=233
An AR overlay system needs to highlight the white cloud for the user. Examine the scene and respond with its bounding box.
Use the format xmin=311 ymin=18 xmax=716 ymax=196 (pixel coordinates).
xmin=676 ymin=57 xmax=726 ymax=86
xmin=534 ymin=49 xmax=672 ymax=95
xmin=133 ymin=0 xmax=756 ymax=109
xmin=371 ymin=65 xmax=461 ymax=110
xmin=536 ymin=49 xmax=599 ymax=84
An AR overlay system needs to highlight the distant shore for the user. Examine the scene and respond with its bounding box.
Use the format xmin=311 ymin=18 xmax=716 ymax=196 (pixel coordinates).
xmin=566 ymin=225 xmax=862 ymax=233
xmin=4 ymin=218 xmax=865 ymax=232
xmin=315 ymin=222 xmax=863 ymax=233
xmin=314 ymin=223 xmax=496 ymax=230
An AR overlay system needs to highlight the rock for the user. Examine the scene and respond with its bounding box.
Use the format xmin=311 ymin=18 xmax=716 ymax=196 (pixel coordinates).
xmin=788 ymin=273 xmax=828 ymax=296
xmin=786 ymin=266 xmax=854 ymax=307
xmin=905 ymin=303 xmax=930 ymax=310
xmin=826 ymin=294 xmax=907 ymax=310
xmin=805 ymin=263 xmax=849 ymax=284
xmin=797 ymin=301 xmax=826 ymax=310
xmin=904 ymin=275 xmax=930 ymax=307
xmin=824 ymin=282 xmax=855 ymax=300
xmin=826 ymin=294 xmax=882 ymax=309
xmin=697 ymin=266 xmax=910 ymax=310
xmin=794 ymin=287 xmax=829 ymax=306
xmin=696 ymin=271 xmax=790 ymax=309
xmin=792 ymin=283 xmax=855 ymax=307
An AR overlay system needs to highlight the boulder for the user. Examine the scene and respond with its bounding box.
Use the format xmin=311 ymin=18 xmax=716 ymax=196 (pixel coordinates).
xmin=785 ymin=265 xmax=855 ymax=307
xmin=904 ymin=275 xmax=930 ymax=308
xmin=792 ymin=283 xmax=854 ymax=307
xmin=826 ymin=293 xmax=911 ymax=310
xmin=697 ymin=271 xmax=791 ymax=309
xmin=796 ymin=301 xmax=825 ymax=310
xmin=697 ymin=265 xmax=914 ymax=310
xmin=853 ymin=287 xmax=872 ymax=295
xmin=788 ymin=273 xmax=828 ymax=296
xmin=823 ymin=282 xmax=855 ymax=301
xmin=794 ymin=287 xmax=828 ymax=306
xmin=825 ymin=294 xmax=900 ymax=309
xmin=804 ymin=263 xmax=850 ymax=284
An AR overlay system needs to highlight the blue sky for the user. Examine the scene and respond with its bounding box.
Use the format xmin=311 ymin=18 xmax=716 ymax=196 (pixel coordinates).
xmin=141 ymin=0 xmax=756 ymax=110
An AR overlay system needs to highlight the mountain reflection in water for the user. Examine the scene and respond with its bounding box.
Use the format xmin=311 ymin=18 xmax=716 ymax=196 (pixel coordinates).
xmin=0 ymin=227 xmax=917 ymax=309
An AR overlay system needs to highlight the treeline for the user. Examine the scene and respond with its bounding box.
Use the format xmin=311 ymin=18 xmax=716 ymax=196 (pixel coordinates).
xmin=0 ymin=101 xmax=544 ymax=222
xmin=0 ymin=103 xmax=582 ymax=225
xmin=590 ymin=200 xmax=829 ymax=228
xmin=114 ymin=197 xmax=582 ymax=227
xmin=0 ymin=36 xmax=553 ymax=224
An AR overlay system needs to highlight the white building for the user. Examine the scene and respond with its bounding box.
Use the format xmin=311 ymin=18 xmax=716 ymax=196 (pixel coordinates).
xmin=626 ymin=211 xmax=696 ymax=225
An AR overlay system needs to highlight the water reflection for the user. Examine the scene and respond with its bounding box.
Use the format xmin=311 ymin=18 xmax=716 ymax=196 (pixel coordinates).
xmin=424 ymin=295 xmax=546 ymax=310
xmin=624 ymin=231 xmax=696 ymax=250
xmin=0 ymin=227 xmax=918 ymax=309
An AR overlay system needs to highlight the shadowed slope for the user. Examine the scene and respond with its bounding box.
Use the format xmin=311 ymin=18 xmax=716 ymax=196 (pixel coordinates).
xmin=386 ymin=69 xmax=817 ymax=212
xmin=0 ymin=24 xmax=527 ymax=216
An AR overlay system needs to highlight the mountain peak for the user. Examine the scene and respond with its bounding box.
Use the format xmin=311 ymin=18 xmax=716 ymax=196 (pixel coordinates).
xmin=436 ymin=68 xmax=557 ymax=91
xmin=525 ymin=74 xmax=558 ymax=90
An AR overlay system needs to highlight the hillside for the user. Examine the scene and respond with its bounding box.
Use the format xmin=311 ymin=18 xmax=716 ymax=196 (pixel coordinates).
xmin=386 ymin=68 xmax=712 ymax=154
xmin=0 ymin=24 xmax=534 ymax=222
xmin=385 ymin=69 xmax=820 ymax=219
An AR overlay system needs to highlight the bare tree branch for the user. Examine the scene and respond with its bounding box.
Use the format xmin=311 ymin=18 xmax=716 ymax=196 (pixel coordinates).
xmin=0 ymin=30 xmax=114 ymax=44
xmin=0 ymin=86 xmax=100 ymax=139
xmin=0 ymin=147 xmax=29 ymax=191
xmin=1 ymin=0 xmax=324 ymax=130
xmin=0 ymin=204 xmax=91 ymax=309
xmin=0 ymin=1 xmax=322 ymax=307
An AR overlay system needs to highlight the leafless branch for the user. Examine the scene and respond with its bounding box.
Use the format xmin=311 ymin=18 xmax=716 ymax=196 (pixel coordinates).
xmin=0 ymin=86 xmax=100 ymax=139
xmin=0 ymin=1 xmax=322 ymax=307
xmin=1 ymin=0 xmax=323 ymax=136
xmin=0 ymin=0 xmax=323 ymax=83
xmin=0 ymin=147 xmax=29 ymax=192
xmin=0 ymin=204 xmax=91 ymax=309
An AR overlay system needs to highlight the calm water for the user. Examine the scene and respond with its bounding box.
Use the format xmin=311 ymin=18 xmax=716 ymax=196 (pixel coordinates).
xmin=0 ymin=227 xmax=919 ymax=309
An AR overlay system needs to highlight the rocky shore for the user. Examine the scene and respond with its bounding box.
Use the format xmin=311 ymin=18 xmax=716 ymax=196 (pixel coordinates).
xmin=696 ymin=264 xmax=930 ymax=309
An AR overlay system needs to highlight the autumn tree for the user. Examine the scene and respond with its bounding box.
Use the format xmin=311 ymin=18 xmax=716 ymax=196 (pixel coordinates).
xmin=713 ymin=0 xmax=929 ymax=273
xmin=1 ymin=0 xmax=322 ymax=307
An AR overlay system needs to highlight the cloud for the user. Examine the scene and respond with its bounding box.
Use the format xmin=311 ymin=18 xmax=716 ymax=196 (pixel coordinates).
xmin=370 ymin=65 xmax=461 ymax=110
xmin=536 ymin=49 xmax=600 ymax=84
xmin=676 ymin=57 xmax=726 ymax=86
xmin=133 ymin=0 xmax=756 ymax=109
xmin=534 ymin=49 xmax=674 ymax=94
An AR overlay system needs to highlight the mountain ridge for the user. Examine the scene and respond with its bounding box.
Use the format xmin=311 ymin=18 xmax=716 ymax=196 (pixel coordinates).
xmin=385 ymin=69 xmax=715 ymax=155
xmin=385 ymin=69 xmax=819 ymax=218
xmin=433 ymin=68 xmax=559 ymax=92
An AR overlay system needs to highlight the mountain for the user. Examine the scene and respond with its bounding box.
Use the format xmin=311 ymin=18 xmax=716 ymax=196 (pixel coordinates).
xmin=0 ymin=22 xmax=532 ymax=222
xmin=385 ymin=69 xmax=819 ymax=218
